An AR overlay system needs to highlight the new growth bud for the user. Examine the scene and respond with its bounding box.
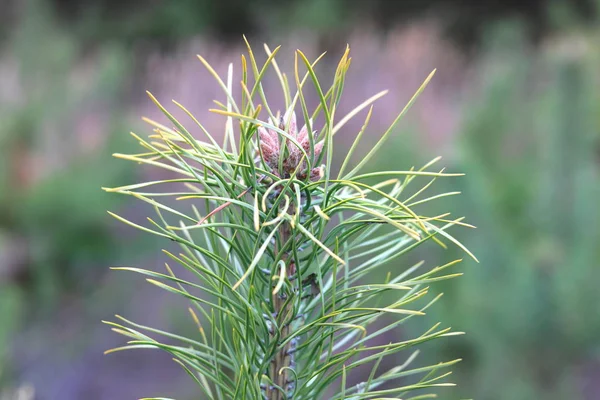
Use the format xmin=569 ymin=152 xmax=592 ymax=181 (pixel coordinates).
xmin=258 ymin=110 xmax=324 ymax=181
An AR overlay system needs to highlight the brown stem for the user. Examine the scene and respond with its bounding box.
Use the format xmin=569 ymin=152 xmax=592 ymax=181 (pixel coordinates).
xmin=266 ymin=223 xmax=296 ymax=400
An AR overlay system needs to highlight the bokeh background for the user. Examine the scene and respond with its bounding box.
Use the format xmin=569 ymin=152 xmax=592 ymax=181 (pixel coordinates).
xmin=1 ymin=0 xmax=600 ymax=399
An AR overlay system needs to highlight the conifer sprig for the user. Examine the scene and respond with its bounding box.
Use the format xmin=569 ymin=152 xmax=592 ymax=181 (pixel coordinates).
xmin=104 ymin=39 xmax=475 ymax=400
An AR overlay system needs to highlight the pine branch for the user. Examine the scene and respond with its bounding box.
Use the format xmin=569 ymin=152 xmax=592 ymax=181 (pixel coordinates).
xmin=103 ymin=40 xmax=475 ymax=400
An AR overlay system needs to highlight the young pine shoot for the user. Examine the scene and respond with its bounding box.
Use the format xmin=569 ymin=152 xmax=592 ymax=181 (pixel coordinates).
xmin=103 ymin=40 xmax=476 ymax=400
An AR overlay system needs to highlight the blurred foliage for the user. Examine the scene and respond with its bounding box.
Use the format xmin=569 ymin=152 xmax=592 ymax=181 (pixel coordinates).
xmin=0 ymin=0 xmax=137 ymax=294
xmin=0 ymin=0 xmax=143 ymax=386
xmin=407 ymin=23 xmax=600 ymax=400
xmin=42 ymin=0 xmax=352 ymax=45
xmin=2 ymin=0 xmax=598 ymax=48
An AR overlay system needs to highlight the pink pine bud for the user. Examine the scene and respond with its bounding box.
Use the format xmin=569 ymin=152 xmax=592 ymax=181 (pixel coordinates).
xmin=259 ymin=126 xmax=280 ymax=168
xmin=309 ymin=166 xmax=324 ymax=182
xmin=313 ymin=141 xmax=324 ymax=160
xmin=282 ymin=110 xmax=297 ymax=137
xmin=297 ymin=126 xmax=310 ymax=152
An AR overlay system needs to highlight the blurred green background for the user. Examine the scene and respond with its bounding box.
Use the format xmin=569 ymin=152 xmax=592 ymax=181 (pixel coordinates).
xmin=1 ymin=0 xmax=599 ymax=399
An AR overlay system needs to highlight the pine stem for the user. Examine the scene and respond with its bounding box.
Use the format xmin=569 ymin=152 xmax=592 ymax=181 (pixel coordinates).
xmin=267 ymin=222 xmax=296 ymax=400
